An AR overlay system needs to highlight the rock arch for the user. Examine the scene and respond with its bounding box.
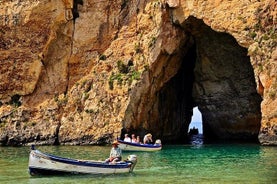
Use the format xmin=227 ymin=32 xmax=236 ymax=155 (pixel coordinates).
xmin=123 ymin=16 xmax=262 ymax=143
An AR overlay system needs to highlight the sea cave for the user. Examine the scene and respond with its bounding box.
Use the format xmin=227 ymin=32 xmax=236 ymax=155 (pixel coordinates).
xmin=123 ymin=16 xmax=262 ymax=144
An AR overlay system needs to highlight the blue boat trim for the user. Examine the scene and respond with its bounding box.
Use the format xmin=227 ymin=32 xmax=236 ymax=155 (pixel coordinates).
xmin=117 ymin=139 xmax=162 ymax=148
xmin=33 ymin=150 xmax=131 ymax=169
xmin=29 ymin=167 xmax=97 ymax=175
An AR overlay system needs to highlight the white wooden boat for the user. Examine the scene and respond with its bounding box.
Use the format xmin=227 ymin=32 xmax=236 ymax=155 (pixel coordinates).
xmin=28 ymin=145 xmax=137 ymax=176
xmin=117 ymin=139 xmax=162 ymax=151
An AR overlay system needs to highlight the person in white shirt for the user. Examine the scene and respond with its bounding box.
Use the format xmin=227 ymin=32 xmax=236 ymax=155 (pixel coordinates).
xmin=123 ymin=134 xmax=131 ymax=142
xmin=131 ymin=134 xmax=137 ymax=143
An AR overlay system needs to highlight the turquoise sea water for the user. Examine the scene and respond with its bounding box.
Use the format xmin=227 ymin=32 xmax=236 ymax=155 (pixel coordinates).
xmin=1 ymin=143 xmax=277 ymax=184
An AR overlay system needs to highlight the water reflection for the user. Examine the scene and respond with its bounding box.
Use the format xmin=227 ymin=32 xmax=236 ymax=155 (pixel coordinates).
xmin=189 ymin=134 xmax=204 ymax=145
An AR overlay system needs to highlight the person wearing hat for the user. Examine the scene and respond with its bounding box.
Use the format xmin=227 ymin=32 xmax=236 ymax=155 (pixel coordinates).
xmin=105 ymin=140 xmax=122 ymax=163
xmin=143 ymin=133 xmax=153 ymax=144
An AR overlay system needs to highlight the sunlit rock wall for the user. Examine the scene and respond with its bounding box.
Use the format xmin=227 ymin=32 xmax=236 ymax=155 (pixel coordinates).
xmin=0 ymin=0 xmax=276 ymax=145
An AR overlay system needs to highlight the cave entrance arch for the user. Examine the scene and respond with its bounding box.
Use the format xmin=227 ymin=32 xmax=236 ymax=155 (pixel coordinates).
xmin=188 ymin=107 xmax=203 ymax=134
xmin=188 ymin=106 xmax=203 ymax=144
xmin=172 ymin=16 xmax=261 ymax=143
xmin=124 ymin=16 xmax=262 ymax=144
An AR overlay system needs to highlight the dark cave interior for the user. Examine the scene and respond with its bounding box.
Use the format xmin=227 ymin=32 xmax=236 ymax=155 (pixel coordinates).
xmin=153 ymin=17 xmax=261 ymax=144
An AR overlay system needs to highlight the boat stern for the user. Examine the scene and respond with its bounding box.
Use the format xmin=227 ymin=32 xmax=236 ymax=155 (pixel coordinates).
xmin=126 ymin=155 xmax=137 ymax=172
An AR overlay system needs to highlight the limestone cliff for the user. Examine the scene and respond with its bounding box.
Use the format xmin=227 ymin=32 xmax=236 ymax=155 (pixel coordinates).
xmin=0 ymin=0 xmax=276 ymax=145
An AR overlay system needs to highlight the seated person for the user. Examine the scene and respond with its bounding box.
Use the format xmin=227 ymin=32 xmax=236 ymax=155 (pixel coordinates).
xmin=131 ymin=134 xmax=137 ymax=143
xmin=105 ymin=141 xmax=122 ymax=163
xmin=137 ymin=136 xmax=141 ymax=143
xmin=143 ymin=133 xmax=153 ymax=144
xmin=123 ymin=134 xmax=131 ymax=142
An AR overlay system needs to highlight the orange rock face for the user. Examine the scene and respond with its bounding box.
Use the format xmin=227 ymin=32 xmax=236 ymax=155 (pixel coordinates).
xmin=0 ymin=0 xmax=276 ymax=145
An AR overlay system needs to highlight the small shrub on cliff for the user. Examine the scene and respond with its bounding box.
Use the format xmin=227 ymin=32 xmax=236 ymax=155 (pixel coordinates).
xmin=0 ymin=120 xmax=7 ymax=128
xmin=116 ymin=74 xmax=123 ymax=85
xmin=83 ymin=92 xmax=89 ymax=101
xmin=254 ymin=22 xmax=261 ymax=31
xmin=117 ymin=60 xmax=129 ymax=74
xmin=144 ymin=64 xmax=149 ymax=71
xmin=109 ymin=72 xmax=123 ymax=90
xmin=134 ymin=43 xmax=142 ymax=53
xmin=258 ymin=64 xmax=263 ymax=72
xmin=9 ymin=94 xmax=21 ymax=107
xmin=262 ymin=34 xmax=270 ymax=41
xmin=99 ymin=54 xmax=107 ymax=60
xmin=109 ymin=59 xmax=141 ymax=89
xmin=249 ymin=32 xmax=257 ymax=39
xmin=108 ymin=77 xmax=114 ymax=90
xmin=109 ymin=72 xmax=128 ymax=90
xmin=270 ymin=30 xmax=277 ymax=40
xmin=269 ymin=83 xmax=277 ymax=100
xmin=126 ymin=70 xmax=140 ymax=85
xmin=129 ymin=70 xmax=140 ymax=82
xmin=54 ymin=94 xmax=68 ymax=106
xmin=148 ymin=36 xmax=157 ymax=48
xmin=85 ymin=109 xmax=94 ymax=114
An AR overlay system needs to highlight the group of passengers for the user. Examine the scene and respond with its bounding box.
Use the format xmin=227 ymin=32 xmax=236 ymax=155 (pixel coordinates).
xmin=123 ymin=133 xmax=153 ymax=144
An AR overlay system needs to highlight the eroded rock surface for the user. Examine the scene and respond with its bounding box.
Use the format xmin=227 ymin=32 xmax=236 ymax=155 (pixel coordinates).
xmin=0 ymin=0 xmax=276 ymax=145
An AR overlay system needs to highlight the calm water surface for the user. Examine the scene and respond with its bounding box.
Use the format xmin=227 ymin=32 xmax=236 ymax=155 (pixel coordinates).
xmin=0 ymin=143 xmax=277 ymax=184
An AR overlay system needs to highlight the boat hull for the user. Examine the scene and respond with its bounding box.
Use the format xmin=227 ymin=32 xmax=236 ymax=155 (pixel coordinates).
xmin=117 ymin=140 xmax=162 ymax=151
xmin=28 ymin=148 xmax=137 ymax=176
